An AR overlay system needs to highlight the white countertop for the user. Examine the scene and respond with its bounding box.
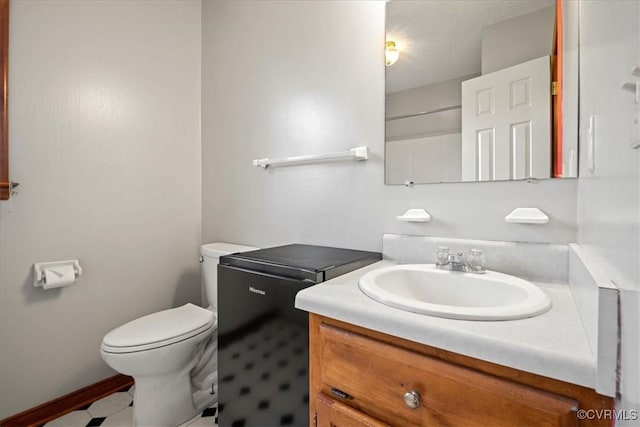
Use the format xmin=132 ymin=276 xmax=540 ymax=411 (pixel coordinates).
xmin=295 ymin=260 xmax=596 ymax=389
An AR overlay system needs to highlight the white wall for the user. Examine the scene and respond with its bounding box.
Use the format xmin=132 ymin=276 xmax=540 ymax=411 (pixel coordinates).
xmin=2 ymin=0 xmax=628 ymax=420
xmin=385 ymin=75 xmax=468 ymax=146
xmin=481 ymin=6 xmax=555 ymax=75
xmin=202 ymin=0 xmax=577 ymax=256
xmin=386 ymin=134 xmax=462 ymax=184
xmin=562 ymin=0 xmax=580 ymax=178
xmin=0 ymin=0 xmax=202 ymax=418
xmin=577 ymin=1 xmax=640 ymax=422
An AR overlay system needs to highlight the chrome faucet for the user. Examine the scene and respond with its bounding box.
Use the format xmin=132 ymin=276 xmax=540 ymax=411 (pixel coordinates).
xmin=435 ymin=247 xmax=486 ymax=274
xmin=444 ymin=252 xmax=466 ymax=272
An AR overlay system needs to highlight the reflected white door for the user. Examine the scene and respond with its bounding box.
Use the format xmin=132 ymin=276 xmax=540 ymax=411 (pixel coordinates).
xmin=462 ymin=56 xmax=551 ymax=181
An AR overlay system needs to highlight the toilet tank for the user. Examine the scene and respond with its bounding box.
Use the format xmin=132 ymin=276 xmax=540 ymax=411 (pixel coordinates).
xmin=200 ymin=243 xmax=259 ymax=309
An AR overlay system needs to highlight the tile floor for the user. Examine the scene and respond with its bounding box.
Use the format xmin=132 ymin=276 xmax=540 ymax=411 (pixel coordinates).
xmin=42 ymin=385 xmax=217 ymax=427
xmin=218 ymin=318 xmax=308 ymax=427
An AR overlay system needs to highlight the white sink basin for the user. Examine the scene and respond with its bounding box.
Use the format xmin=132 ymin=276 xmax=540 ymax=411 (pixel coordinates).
xmin=358 ymin=264 xmax=551 ymax=321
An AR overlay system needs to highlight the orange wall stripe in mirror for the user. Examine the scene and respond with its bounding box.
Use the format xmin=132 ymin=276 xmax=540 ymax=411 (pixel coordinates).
xmin=0 ymin=0 xmax=9 ymax=200
xmin=554 ymin=0 xmax=564 ymax=177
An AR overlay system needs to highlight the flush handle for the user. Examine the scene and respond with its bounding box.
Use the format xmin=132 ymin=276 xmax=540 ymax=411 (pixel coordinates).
xmin=403 ymin=390 xmax=421 ymax=409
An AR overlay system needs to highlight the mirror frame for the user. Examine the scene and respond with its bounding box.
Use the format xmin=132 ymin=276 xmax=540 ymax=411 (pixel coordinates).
xmin=0 ymin=0 xmax=8 ymax=200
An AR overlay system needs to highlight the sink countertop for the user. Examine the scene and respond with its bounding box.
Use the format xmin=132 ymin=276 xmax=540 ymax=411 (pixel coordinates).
xmin=295 ymin=260 xmax=596 ymax=390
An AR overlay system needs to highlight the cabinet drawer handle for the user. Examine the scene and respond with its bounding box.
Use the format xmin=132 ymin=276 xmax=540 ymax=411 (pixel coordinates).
xmin=403 ymin=390 xmax=421 ymax=409
xmin=330 ymin=387 xmax=354 ymax=400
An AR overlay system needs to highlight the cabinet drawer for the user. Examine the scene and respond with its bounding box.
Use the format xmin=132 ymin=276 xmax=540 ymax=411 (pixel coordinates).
xmin=317 ymin=393 xmax=390 ymax=427
xmin=318 ymin=324 xmax=578 ymax=427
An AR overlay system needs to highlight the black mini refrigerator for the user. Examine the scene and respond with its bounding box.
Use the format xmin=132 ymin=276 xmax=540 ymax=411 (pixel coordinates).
xmin=217 ymin=244 xmax=381 ymax=427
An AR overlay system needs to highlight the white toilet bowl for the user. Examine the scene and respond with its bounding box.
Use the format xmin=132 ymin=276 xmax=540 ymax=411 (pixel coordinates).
xmin=100 ymin=243 xmax=258 ymax=427
xmin=101 ymin=303 xmax=216 ymax=427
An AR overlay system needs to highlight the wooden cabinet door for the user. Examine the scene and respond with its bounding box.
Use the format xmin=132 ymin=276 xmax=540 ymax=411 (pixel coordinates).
xmin=316 ymin=393 xmax=390 ymax=427
xmin=318 ymin=323 xmax=579 ymax=427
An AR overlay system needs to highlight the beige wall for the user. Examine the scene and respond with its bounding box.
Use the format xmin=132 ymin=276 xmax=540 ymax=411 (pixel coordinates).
xmin=0 ymin=0 xmax=202 ymax=418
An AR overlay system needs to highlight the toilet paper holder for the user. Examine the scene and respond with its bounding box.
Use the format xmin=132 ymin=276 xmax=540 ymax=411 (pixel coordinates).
xmin=33 ymin=260 xmax=83 ymax=288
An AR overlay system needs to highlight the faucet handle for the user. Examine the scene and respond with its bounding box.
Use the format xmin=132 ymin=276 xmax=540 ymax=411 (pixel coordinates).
xmin=467 ymin=248 xmax=486 ymax=273
xmin=435 ymin=247 xmax=450 ymax=265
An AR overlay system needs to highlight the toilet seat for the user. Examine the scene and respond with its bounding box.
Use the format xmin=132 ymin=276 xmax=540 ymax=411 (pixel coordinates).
xmin=101 ymin=303 xmax=216 ymax=354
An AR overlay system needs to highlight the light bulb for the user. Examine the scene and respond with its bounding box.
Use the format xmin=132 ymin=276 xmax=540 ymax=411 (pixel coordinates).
xmin=385 ymin=41 xmax=399 ymax=66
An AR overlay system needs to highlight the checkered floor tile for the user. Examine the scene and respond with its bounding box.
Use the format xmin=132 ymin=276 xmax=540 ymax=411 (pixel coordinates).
xmin=42 ymin=385 xmax=217 ymax=427
xmin=218 ymin=317 xmax=308 ymax=427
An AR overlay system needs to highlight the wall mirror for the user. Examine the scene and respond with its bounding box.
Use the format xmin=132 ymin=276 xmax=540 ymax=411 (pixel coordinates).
xmin=385 ymin=0 xmax=578 ymax=185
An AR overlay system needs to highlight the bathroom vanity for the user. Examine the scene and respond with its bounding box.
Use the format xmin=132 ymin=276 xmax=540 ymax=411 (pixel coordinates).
xmin=295 ymin=235 xmax=618 ymax=427
xmin=309 ymin=314 xmax=611 ymax=427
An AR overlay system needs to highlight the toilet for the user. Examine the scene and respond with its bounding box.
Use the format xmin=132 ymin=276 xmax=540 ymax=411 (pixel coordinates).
xmin=100 ymin=243 xmax=258 ymax=427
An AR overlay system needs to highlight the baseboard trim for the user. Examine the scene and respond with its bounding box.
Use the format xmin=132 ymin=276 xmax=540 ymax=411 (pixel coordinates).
xmin=0 ymin=374 xmax=133 ymax=427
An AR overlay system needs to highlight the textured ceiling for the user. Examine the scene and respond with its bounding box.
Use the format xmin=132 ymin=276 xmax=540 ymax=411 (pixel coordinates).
xmin=386 ymin=0 xmax=555 ymax=94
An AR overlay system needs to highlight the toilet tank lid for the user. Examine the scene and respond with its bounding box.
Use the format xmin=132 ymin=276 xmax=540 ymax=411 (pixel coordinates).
xmin=102 ymin=303 xmax=214 ymax=348
xmin=201 ymin=243 xmax=259 ymax=258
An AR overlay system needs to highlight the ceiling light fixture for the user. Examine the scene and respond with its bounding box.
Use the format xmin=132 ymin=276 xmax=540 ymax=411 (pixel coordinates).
xmin=385 ymin=40 xmax=400 ymax=66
